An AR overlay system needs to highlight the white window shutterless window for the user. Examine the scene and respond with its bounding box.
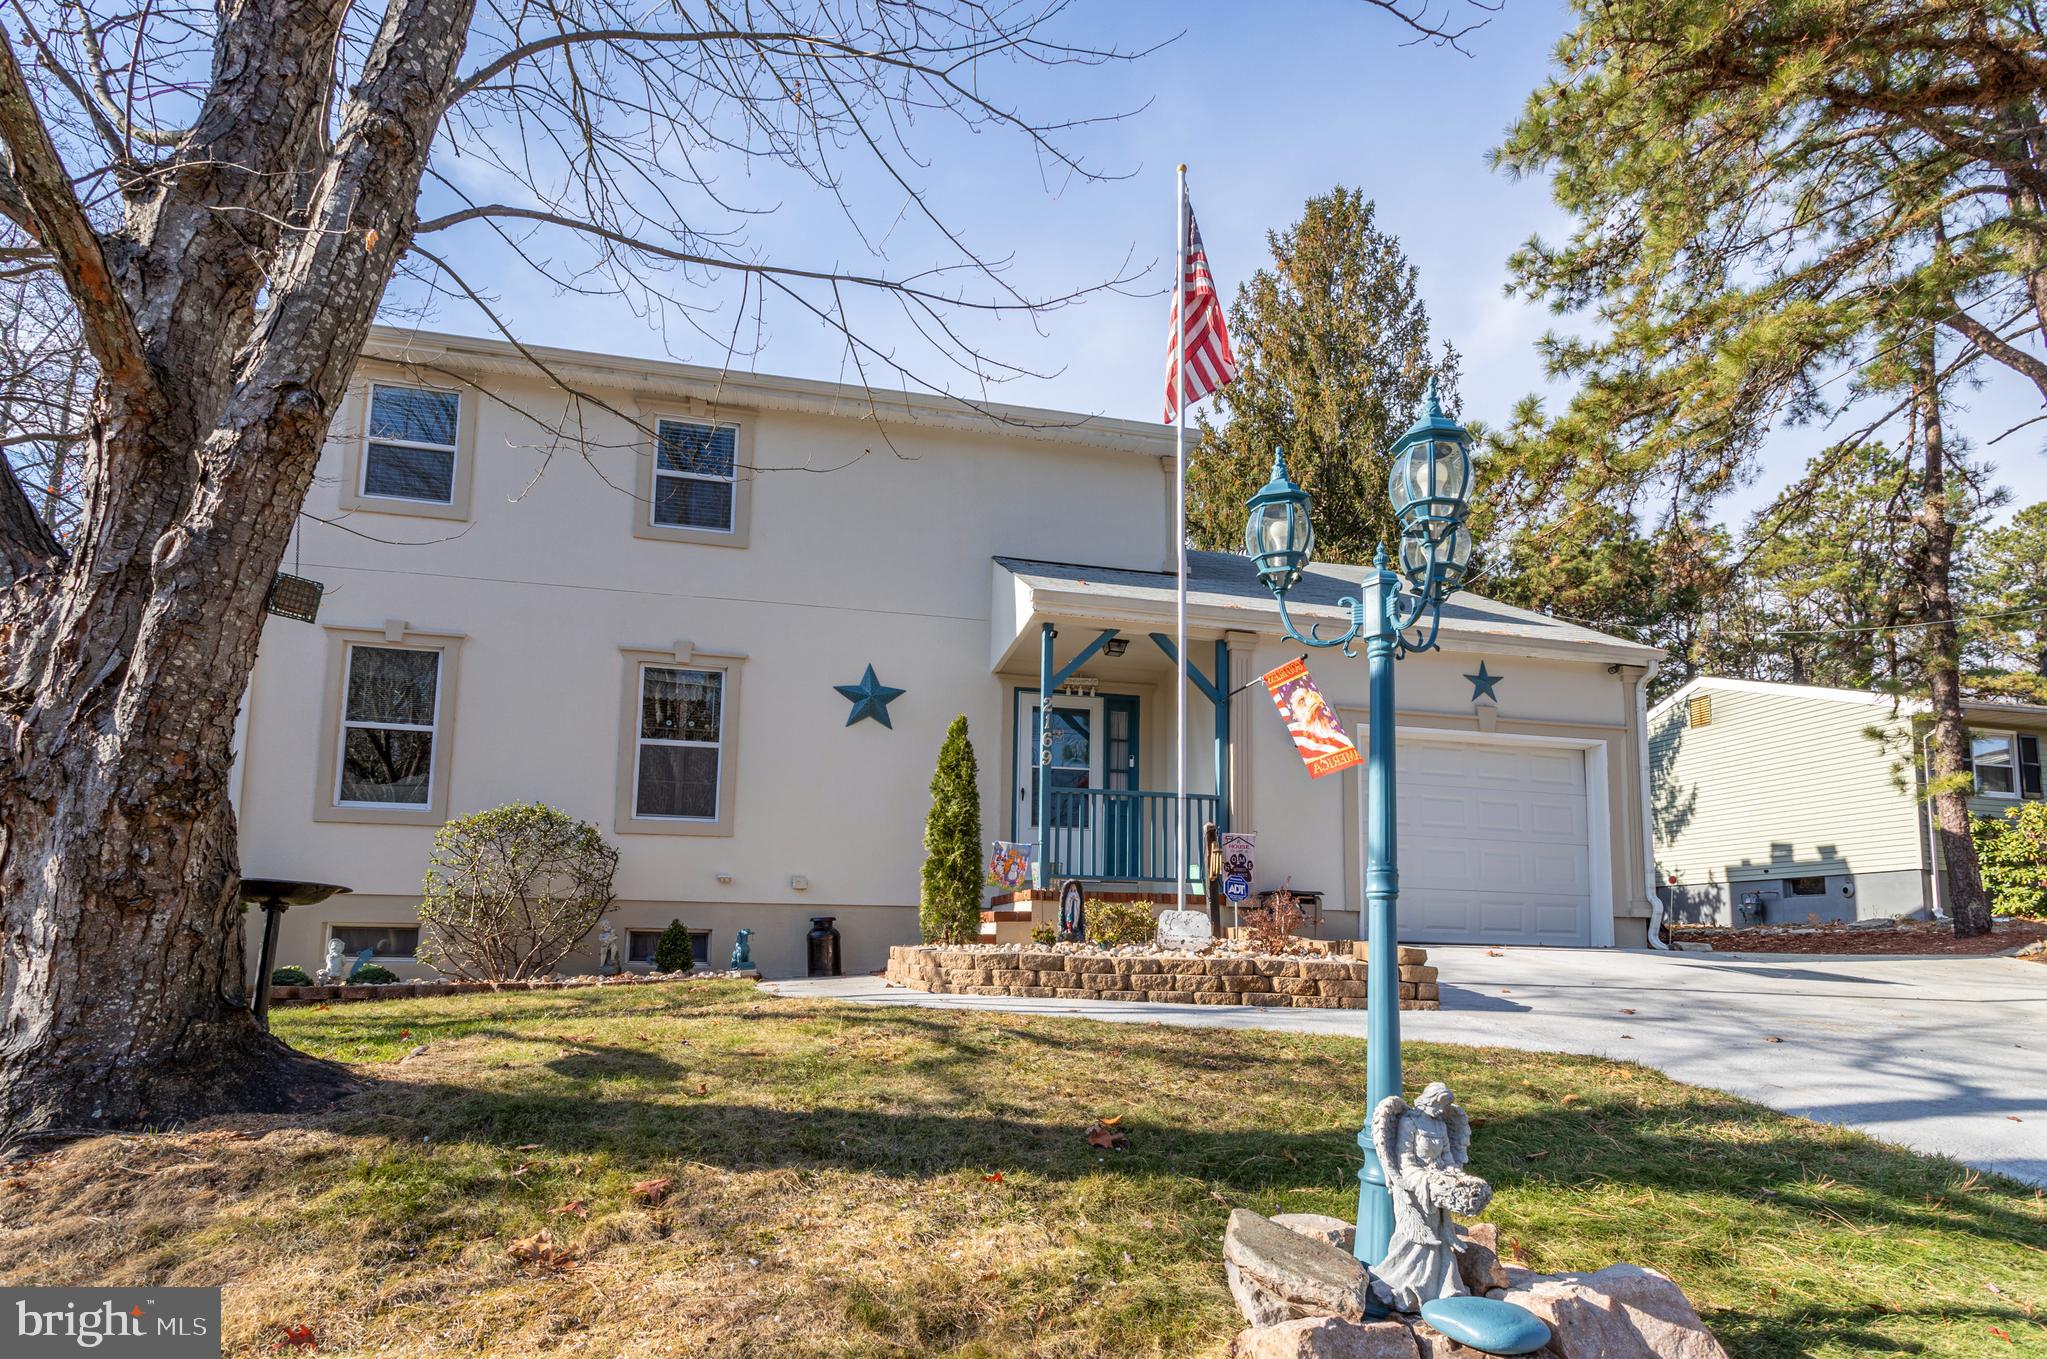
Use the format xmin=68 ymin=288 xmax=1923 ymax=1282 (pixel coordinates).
xmin=651 ymin=419 xmax=739 ymax=532
xmin=336 ymin=644 xmax=443 ymax=807
xmin=362 ymin=383 xmax=460 ymax=504
xmin=634 ymin=665 xmax=725 ymax=819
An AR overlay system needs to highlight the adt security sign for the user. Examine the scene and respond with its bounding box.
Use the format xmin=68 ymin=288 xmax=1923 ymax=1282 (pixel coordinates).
xmin=1223 ymin=874 xmax=1251 ymax=903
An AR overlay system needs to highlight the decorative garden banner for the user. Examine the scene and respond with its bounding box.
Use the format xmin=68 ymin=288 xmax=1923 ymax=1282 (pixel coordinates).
xmin=1260 ymin=658 xmax=1362 ymax=779
xmin=988 ymin=841 xmax=1033 ymax=889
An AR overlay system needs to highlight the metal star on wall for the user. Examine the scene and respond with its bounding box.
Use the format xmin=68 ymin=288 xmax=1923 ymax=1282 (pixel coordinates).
xmin=835 ymin=664 xmax=906 ymax=728
xmin=1465 ymin=662 xmax=1503 ymax=702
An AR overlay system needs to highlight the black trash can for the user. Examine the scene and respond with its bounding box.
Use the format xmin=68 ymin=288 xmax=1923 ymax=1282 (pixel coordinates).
xmin=806 ymin=916 xmax=843 ymax=977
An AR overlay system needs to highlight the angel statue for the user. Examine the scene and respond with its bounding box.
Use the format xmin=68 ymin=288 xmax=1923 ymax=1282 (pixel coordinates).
xmin=1367 ymin=1082 xmax=1494 ymax=1312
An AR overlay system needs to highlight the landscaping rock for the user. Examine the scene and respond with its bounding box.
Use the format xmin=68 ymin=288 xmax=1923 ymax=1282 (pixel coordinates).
xmin=1454 ymin=1222 xmax=1511 ymax=1294
xmin=1406 ymin=1320 xmax=1489 ymax=1358
xmin=1496 ymin=1263 xmax=1727 ymax=1359
xmin=1224 ymin=1209 xmax=1375 ymax=1323
xmin=1233 ymin=1317 xmax=1419 ymax=1359
xmin=1229 ymin=1262 xmax=1293 ymax=1328
xmin=1272 ymin=1212 xmax=1357 ymax=1251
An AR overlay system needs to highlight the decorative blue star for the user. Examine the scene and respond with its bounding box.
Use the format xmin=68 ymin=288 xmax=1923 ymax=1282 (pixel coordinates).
xmin=1465 ymin=662 xmax=1502 ymax=702
xmin=835 ymin=664 xmax=906 ymax=728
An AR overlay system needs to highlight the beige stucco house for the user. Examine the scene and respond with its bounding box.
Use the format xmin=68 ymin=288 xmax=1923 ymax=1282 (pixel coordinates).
xmin=234 ymin=326 xmax=1667 ymax=981
xmin=1650 ymin=676 xmax=2047 ymax=925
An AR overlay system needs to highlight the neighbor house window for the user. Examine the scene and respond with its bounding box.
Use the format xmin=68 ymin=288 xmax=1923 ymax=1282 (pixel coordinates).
xmin=651 ymin=419 xmax=738 ymax=532
xmin=336 ymin=644 xmax=442 ymax=807
xmin=627 ymin=928 xmax=711 ymax=966
xmin=329 ymin=924 xmax=420 ymax=959
xmin=361 ymin=383 xmax=460 ymax=504
xmin=1972 ymin=731 xmax=2018 ymax=797
xmin=633 ymin=665 xmax=724 ymax=819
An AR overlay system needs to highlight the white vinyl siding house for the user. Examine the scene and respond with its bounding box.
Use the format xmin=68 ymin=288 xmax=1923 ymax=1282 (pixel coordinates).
xmin=1650 ymin=676 xmax=2047 ymax=924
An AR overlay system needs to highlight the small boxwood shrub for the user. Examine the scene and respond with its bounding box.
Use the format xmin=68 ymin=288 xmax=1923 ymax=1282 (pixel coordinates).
xmin=269 ymin=964 xmax=313 ymax=987
xmin=653 ymin=919 xmax=696 ymax=972
xmin=1030 ymin=924 xmax=1057 ymax=945
xmin=1972 ymin=803 xmax=2047 ymax=918
xmin=349 ymin=962 xmax=401 ymax=985
xmin=1086 ymin=899 xmax=1155 ymax=948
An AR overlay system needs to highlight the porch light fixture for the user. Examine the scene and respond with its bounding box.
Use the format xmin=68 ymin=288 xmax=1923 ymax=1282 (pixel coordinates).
xmin=1245 ymin=448 xmax=1314 ymax=592
xmin=1242 ymin=374 xmax=1478 ymax=1284
xmin=1104 ymin=636 xmax=1129 ymax=658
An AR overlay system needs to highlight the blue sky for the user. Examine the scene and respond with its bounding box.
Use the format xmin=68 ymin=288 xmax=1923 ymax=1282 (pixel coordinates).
xmin=395 ymin=0 xmax=2047 ymax=528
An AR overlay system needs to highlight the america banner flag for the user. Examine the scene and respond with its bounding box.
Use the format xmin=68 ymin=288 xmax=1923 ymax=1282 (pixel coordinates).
xmin=1162 ymin=197 xmax=1238 ymax=422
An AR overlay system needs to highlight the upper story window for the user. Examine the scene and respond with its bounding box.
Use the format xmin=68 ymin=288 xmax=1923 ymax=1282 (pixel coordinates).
xmin=634 ymin=664 xmax=725 ymax=820
xmin=337 ymin=643 xmax=443 ymax=807
xmin=362 ymin=383 xmax=461 ymax=504
xmin=652 ymin=419 xmax=739 ymax=532
xmin=1971 ymin=730 xmax=2019 ymax=798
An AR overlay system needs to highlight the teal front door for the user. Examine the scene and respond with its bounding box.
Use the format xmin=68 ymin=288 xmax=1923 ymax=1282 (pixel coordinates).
xmin=1104 ymin=696 xmax=1141 ymax=877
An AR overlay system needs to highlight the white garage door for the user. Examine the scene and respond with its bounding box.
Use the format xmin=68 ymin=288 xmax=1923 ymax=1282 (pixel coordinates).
xmin=1387 ymin=738 xmax=1592 ymax=946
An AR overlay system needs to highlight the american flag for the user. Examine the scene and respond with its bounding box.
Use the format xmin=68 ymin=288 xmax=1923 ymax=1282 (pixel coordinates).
xmin=1163 ymin=200 xmax=1238 ymax=422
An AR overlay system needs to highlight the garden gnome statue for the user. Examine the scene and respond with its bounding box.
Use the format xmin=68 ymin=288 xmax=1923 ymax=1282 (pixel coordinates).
xmin=729 ymin=928 xmax=754 ymax=970
xmin=596 ymin=921 xmax=622 ymax=975
xmin=1367 ymin=1082 xmax=1495 ymax=1313
xmin=318 ymin=938 xmax=345 ymax=984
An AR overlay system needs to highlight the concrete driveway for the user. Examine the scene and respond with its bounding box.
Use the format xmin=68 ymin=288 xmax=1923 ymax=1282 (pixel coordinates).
xmin=766 ymin=947 xmax=2047 ymax=1184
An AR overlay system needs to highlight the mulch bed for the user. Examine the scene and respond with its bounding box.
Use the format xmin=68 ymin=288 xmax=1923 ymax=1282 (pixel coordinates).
xmin=1669 ymin=917 xmax=2047 ymax=956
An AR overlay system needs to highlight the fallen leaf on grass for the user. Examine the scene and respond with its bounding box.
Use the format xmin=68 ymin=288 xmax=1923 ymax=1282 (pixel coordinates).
xmin=1085 ymin=1121 xmax=1130 ymax=1151
xmin=1099 ymin=1115 xmax=1122 ymax=1127
xmin=688 ymin=1083 xmax=710 ymax=1098
xmin=551 ymin=1200 xmax=590 ymax=1219
xmin=398 ymin=1029 xmax=411 ymax=1039
xmin=631 ymin=1177 xmax=674 ymax=1205
xmin=1560 ymin=1094 xmax=1582 ymax=1106
xmin=315 ymin=1004 xmax=331 ymax=1011
xmin=272 ymin=1323 xmax=317 ymax=1350
xmin=1990 ymin=1327 xmax=2013 ymax=1344
xmin=1504 ymin=1237 xmax=1531 ymax=1263
xmin=506 ymin=1229 xmax=576 ymax=1272
xmin=982 ymin=1172 xmax=1004 ymax=1184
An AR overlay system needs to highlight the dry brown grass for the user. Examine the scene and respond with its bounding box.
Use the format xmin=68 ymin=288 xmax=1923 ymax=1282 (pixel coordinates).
xmin=4 ymin=980 xmax=2044 ymax=1358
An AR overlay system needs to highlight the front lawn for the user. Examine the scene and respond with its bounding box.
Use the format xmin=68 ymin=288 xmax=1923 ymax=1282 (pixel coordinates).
xmin=3 ymin=982 xmax=2043 ymax=1357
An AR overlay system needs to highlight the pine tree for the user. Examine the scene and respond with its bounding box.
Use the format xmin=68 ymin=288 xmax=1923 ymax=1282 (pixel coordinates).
xmin=920 ymin=716 xmax=984 ymax=944
xmin=1966 ymin=503 xmax=2047 ymax=702
xmin=1185 ymin=188 xmax=1458 ymax=565
xmin=653 ymin=920 xmax=695 ymax=973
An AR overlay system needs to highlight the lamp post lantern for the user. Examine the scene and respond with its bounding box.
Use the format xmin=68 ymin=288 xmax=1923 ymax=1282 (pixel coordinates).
xmin=1244 ymin=377 xmax=1475 ymax=1274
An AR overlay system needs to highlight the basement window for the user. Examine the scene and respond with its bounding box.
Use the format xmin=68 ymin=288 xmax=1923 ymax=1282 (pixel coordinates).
xmin=1784 ymin=876 xmax=1827 ymax=897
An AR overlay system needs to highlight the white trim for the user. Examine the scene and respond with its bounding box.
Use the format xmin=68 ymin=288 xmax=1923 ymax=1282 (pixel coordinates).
xmin=333 ymin=642 xmax=443 ymax=809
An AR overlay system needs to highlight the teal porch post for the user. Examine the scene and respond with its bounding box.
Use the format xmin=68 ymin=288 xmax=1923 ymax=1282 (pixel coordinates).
xmin=1214 ymin=637 xmax=1231 ymax=832
xmin=1036 ymin=622 xmax=1054 ymax=890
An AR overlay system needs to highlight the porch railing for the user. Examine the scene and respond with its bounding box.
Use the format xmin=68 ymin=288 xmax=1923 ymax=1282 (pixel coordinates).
xmin=1042 ymin=788 xmax=1219 ymax=884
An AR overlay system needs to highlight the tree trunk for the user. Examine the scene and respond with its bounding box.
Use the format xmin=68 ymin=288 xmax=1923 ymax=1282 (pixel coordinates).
xmin=1908 ymin=346 xmax=1995 ymax=939
xmin=0 ymin=0 xmax=478 ymax=1154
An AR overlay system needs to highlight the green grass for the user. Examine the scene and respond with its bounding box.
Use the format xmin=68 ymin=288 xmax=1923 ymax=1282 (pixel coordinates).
xmin=3 ymin=981 xmax=2042 ymax=1358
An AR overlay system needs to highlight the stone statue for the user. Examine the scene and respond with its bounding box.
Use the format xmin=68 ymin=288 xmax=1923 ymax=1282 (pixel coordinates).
xmin=1155 ymin=908 xmax=1213 ymax=950
xmin=1367 ymin=1082 xmax=1494 ymax=1313
xmin=318 ymin=939 xmax=345 ymax=984
xmin=346 ymin=947 xmax=375 ymax=981
xmin=729 ymin=928 xmax=753 ymax=970
xmin=596 ymin=921 xmax=622 ymax=975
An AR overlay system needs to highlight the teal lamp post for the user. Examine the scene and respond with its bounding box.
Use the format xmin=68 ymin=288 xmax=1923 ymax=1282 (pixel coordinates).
xmin=1244 ymin=379 xmax=1475 ymax=1273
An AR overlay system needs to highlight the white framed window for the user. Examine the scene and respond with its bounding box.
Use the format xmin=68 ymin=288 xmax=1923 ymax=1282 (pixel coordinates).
xmin=362 ymin=383 xmax=460 ymax=504
xmin=632 ymin=664 xmax=725 ymax=820
xmin=651 ymin=419 xmax=739 ymax=533
xmin=336 ymin=643 xmax=443 ymax=807
xmin=1972 ymin=730 xmax=2019 ymax=798
xmin=329 ymin=924 xmax=421 ymax=960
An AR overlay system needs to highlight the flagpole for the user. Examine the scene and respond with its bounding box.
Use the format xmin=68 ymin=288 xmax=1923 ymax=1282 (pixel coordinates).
xmin=1174 ymin=163 xmax=1189 ymax=916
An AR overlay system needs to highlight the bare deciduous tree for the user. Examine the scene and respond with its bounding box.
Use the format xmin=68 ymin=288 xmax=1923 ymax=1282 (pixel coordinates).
xmin=0 ymin=0 xmax=1173 ymax=1153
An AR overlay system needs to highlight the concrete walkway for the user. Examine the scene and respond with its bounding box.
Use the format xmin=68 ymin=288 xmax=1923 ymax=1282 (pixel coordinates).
xmin=766 ymin=947 xmax=2047 ymax=1184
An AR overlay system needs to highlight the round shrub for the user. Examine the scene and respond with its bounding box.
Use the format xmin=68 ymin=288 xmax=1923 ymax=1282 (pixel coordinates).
xmin=416 ymin=801 xmax=621 ymax=980
xmin=1086 ymin=899 xmax=1155 ymax=948
xmin=269 ymin=964 xmax=313 ymax=987
xmin=349 ymin=962 xmax=401 ymax=985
